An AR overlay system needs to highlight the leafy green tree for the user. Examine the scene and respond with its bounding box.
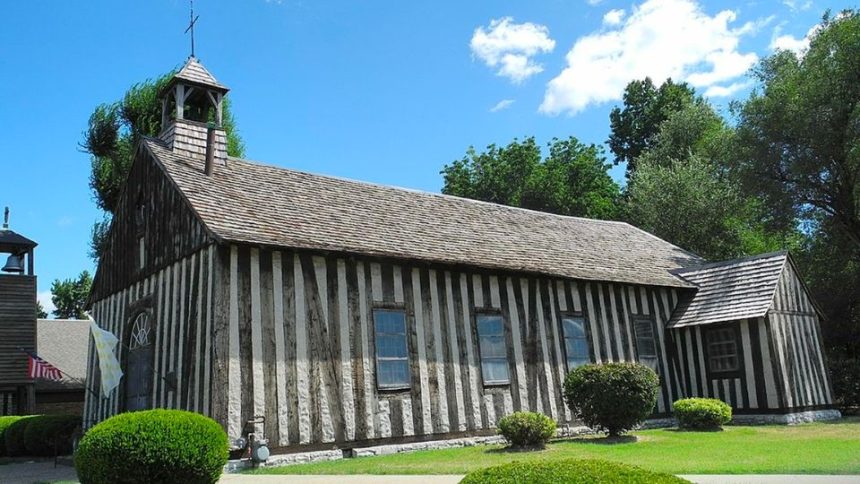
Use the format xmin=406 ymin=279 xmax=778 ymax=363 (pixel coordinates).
xmin=441 ymin=137 xmax=621 ymax=220
xmin=82 ymin=71 xmax=245 ymax=260
xmin=50 ymin=271 xmax=92 ymax=320
xmin=732 ymin=10 xmax=860 ymax=248
xmin=627 ymin=156 xmax=750 ymax=260
xmin=36 ymin=300 xmax=48 ymax=319
xmin=608 ymin=78 xmax=698 ymax=177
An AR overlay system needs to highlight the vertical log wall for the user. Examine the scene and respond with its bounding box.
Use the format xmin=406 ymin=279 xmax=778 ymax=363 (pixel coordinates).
xmin=207 ymin=244 xmax=681 ymax=449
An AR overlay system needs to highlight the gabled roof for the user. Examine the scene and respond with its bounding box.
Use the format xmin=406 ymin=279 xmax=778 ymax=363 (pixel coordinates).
xmin=668 ymin=251 xmax=789 ymax=328
xmin=35 ymin=319 xmax=89 ymax=391
xmin=143 ymin=138 xmax=702 ymax=288
xmin=172 ymin=56 xmax=229 ymax=92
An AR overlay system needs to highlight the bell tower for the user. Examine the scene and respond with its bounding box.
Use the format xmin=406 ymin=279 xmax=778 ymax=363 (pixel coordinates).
xmin=0 ymin=207 xmax=38 ymax=415
xmin=158 ymin=57 xmax=230 ymax=172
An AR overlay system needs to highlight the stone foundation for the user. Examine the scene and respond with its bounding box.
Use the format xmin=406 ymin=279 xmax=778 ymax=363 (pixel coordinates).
xmin=732 ymin=409 xmax=842 ymax=425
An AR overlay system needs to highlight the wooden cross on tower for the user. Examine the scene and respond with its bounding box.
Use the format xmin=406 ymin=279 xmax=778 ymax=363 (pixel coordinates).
xmin=185 ymin=0 xmax=200 ymax=58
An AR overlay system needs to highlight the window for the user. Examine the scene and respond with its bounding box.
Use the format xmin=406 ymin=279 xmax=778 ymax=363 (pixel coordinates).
xmin=561 ymin=316 xmax=591 ymax=370
xmin=374 ymin=309 xmax=410 ymax=389
xmin=476 ymin=314 xmax=510 ymax=385
xmin=705 ymin=327 xmax=740 ymax=374
xmin=633 ymin=317 xmax=658 ymax=371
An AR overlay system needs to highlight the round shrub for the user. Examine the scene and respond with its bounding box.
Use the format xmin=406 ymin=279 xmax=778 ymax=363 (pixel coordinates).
xmin=23 ymin=414 xmax=81 ymax=456
xmin=74 ymin=409 xmax=229 ymax=484
xmin=497 ymin=412 xmax=556 ymax=449
xmin=4 ymin=415 xmax=38 ymax=456
xmin=460 ymin=458 xmax=690 ymax=484
xmin=674 ymin=398 xmax=732 ymax=430
xmin=563 ymin=362 xmax=659 ymax=437
xmin=0 ymin=416 xmax=25 ymax=456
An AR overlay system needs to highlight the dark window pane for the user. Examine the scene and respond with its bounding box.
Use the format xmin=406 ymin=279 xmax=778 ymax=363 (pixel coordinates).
xmin=477 ymin=315 xmax=503 ymax=335
xmin=481 ymin=359 xmax=510 ymax=384
xmin=374 ymin=310 xmax=406 ymax=334
xmin=377 ymin=334 xmax=408 ymax=358
xmin=377 ymin=359 xmax=410 ymax=388
xmin=562 ymin=318 xmax=586 ymax=338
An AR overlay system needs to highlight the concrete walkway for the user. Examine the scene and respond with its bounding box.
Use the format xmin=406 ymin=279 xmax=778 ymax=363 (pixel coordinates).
xmin=681 ymin=476 xmax=860 ymax=484
xmin=0 ymin=460 xmax=78 ymax=484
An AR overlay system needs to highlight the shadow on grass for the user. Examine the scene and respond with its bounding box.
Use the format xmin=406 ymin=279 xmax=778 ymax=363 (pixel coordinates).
xmin=485 ymin=445 xmax=549 ymax=454
xmin=562 ymin=435 xmax=639 ymax=445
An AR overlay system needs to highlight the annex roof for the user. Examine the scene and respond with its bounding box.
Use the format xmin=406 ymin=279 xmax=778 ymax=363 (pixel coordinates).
xmin=35 ymin=319 xmax=89 ymax=391
xmin=668 ymin=251 xmax=788 ymax=328
xmin=143 ymin=138 xmax=702 ymax=288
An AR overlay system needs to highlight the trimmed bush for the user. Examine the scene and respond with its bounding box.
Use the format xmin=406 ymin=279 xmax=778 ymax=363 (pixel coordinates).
xmin=563 ymin=362 xmax=659 ymax=437
xmin=497 ymin=412 xmax=556 ymax=449
xmin=459 ymin=458 xmax=690 ymax=484
xmin=4 ymin=415 xmax=38 ymax=457
xmin=23 ymin=414 xmax=81 ymax=456
xmin=0 ymin=416 xmax=25 ymax=456
xmin=674 ymin=398 xmax=732 ymax=430
xmin=74 ymin=409 xmax=229 ymax=484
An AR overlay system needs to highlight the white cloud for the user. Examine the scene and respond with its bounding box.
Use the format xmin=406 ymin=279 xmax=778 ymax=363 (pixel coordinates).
xmin=588 ymin=0 xmax=606 ymax=5
xmin=770 ymin=23 xmax=820 ymax=56
xmin=783 ymin=0 xmax=812 ymax=12
xmin=490 ymin=99 xmax=516 ymax=112
xmin=471 ymin=17 xmax=556 ymax=83
xmin=603 ymin=9 xmax=626 ymax=26
xmin=38 ymin=291 xmax=55 ymax=319
xmin=540 ymin=0 xmax=760 ymax=115
xmin=704 ymin=80 xmax=752 ymax=98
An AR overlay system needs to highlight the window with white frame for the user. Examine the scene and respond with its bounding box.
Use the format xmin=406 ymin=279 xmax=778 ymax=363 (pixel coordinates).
xmin=561 ymin=316 xmax=591 ymax=370
xmin=476 ymin=314 xmax=510 ymax=385
xmin=373 ymin=309 xmax=410 ymax=390
xmin=705 ymin=327 xmax=740 ymax=374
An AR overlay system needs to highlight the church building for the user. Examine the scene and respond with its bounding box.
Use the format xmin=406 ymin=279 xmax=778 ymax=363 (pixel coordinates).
xmin=85 ymin=57 xmax=839 ymax=455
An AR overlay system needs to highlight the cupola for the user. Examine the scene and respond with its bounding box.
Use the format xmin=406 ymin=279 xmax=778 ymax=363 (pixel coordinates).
xmin=158 ymin=57 xmax=230 ymax=173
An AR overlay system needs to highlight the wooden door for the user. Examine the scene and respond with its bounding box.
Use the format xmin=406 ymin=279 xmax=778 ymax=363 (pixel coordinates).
xmin=125 ymin=312 xmax=154 ymax=411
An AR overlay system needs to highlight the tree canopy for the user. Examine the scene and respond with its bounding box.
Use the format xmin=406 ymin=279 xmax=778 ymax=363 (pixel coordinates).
xmin=50 ymin=271 xmax=92 ymax=320
xmin=608 ymin=78 xmax=698 ymax=177
xmin=732 ymin=10 xmax=860 ymax=248
xmin=441 ymin=137 xmax=621 ymax=220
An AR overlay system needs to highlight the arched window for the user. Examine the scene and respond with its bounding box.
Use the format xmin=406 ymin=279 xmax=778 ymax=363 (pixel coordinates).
xmin=128 ymin=312 xmax=153 ymax=350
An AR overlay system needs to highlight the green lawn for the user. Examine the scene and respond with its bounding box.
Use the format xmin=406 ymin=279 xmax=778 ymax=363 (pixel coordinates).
xmin=251 ymin=417 xmax=860 ymax=476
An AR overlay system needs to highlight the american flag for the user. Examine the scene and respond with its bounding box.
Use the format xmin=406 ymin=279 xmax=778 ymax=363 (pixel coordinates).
xmin=25 ymin=351 xmax=63 ymax=381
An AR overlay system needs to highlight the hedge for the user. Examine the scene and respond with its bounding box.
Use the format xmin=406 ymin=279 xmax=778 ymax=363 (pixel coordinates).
xmin=674 ymin=398 xmax=732 ymax=430
xmin=3 ymin=415 xmax=38 ymax=457
xmin=0 ymin=416 xmax=26 ymax=456
xmin=23 ymin=414 xmax=81 ymax=456
xmin=459 ymin=459 xmax=690 ymax=484
xmin=497 ymin=412 xmax=556 ymax=449
xmin=563 ymin=362 xmax=660 ymax=436
xmin=75 ymin=409 xmax=229 ymax=484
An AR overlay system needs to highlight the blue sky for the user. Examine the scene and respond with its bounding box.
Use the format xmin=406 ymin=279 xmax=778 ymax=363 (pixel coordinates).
xmin=0 ymin=0 xmax=839 ymax=314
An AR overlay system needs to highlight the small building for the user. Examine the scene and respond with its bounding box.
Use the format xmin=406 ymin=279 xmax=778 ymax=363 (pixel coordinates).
xmin=0 ymin=209 xmax=37 ymax=416
xmin=34 ymin=319 xmax=90 ymax=416
xmin=85 ymin=57 xmax=839 ymax=453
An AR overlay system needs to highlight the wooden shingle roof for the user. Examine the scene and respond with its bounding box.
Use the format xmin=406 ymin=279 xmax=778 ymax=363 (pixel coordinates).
xmin=144 ymin=138 xmax=702 ymax=288
xmin=172 ymin=57 xmax=228 ymax=92
xmin=35 ymin=319 xmax=89 ymax=390
xmin=668 ymin=251 xmax=788 ymax=328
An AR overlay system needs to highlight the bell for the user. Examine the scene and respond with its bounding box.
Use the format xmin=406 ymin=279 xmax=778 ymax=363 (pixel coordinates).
xmin=2 ymin=254 xmax=24 ymax=273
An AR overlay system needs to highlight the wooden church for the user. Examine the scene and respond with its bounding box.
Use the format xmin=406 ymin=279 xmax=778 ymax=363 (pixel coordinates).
xmin=85 ymin=57 xmax=838 ymax=454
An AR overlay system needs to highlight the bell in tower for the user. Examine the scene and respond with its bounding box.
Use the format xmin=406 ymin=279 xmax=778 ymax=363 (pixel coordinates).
xmin=158 ymin=57 xmax=230 ymax=172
